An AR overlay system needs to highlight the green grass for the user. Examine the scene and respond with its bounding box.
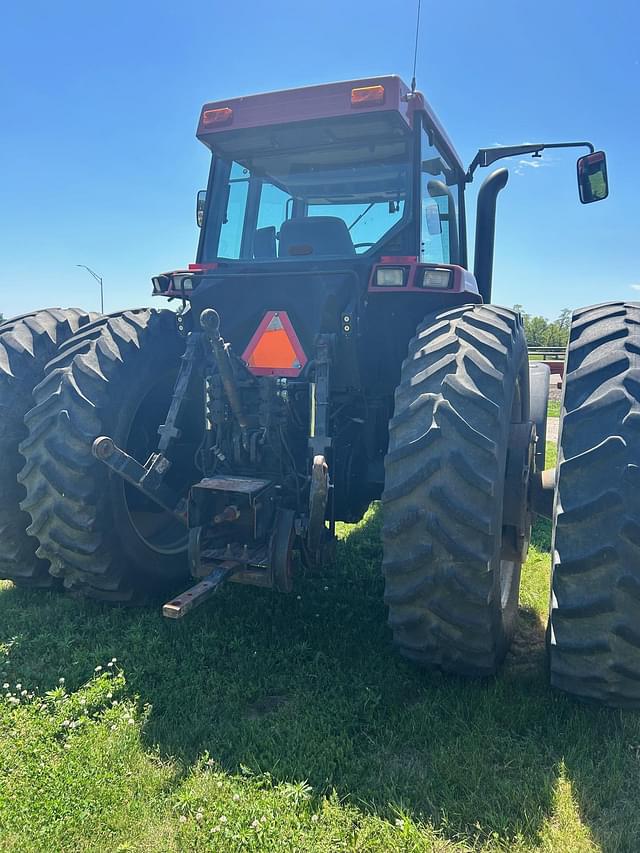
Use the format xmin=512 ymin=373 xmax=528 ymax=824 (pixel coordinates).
xmin=547 ymin=400 xmax=561 ymax=418
xmin=1 ymin=443 xmax=638 ymax=852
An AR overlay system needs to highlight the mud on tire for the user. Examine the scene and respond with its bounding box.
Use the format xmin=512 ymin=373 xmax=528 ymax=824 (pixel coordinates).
xmin=550 ymin=301 xmax=640 ymax=708
xmin=382 ymin=304 xmax=529 ymax=676
xmin=18 ymin=309 xmax=198 ymax=602
xmin=0 ymin=309 xmax=96 ymax=588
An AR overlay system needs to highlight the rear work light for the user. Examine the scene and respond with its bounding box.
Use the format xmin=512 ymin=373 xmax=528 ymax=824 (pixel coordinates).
xmin=375 ymin=267 xmax=405 ymax=287
xmin=202 ymin=106 xmax=233 ymax=127
xmin=419 ymin=268 xmax=452 ymax=289
xmin=151 ymin=271 xmax=196 ymax=294
xmin=351 ymin=85 xmax=385 ymax=107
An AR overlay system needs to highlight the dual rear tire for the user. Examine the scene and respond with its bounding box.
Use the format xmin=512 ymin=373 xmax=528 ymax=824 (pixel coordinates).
xmin=382 ymin=301 xmax=640 ymax=708
xmin=18 ymin=308 xmax=194 ymax=601
xmin=382 ymin=304 xmax=530 ymax=675
xmin=0 ymin=309 xmax=96 ymax=588
xmin=549 ymin=302 xmax=640 ymax=707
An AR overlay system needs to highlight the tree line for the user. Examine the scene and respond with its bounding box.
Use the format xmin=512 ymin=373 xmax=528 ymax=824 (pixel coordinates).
xmin=514 ymin=306 xmax=571 ymax=348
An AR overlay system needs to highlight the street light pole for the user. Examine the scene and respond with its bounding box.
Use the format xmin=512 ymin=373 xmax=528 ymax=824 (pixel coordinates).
xmin=76 ymin=265 xmax=104 ymax=314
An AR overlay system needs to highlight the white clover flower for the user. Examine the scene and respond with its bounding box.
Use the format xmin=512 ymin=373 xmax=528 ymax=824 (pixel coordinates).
xmin=217 ymin=780 xmax=223 ymax=789
xmin=296 ymin=595 xmax=302 ymax=600
xmin=260 ymin=816 xmax=266 ymax=824
xmin=59 ymin=678 xmax=65 ymax=684
xmin=20 ymin=690 xmax=27 ymax=697
xmin=233 ymin=793 xmax=240 ymax=802
xmin=15 ymin=683 xmax=21 ymax=690
xmin=111 ymin=725 xmax=117 ymax=731
xmin=324 ymin=585 xmax=329 ymax=591
xmin=195 ymin=812 xmax=203 ymax=822
xmin=2 ymin=683 xmax=8 ymax=689
xmin=251 ymin=819 xmax=260 ymax=829
xmin=106 ymin=692 xmax=113 ymax=699
xmin=210 ymin=827 xmax=219 ymax=833
xmin=311 ymin=815 xmax=319 ymax=823
xmin=395 ymin=818 xmax=404 ymax=828
xmin=95 ymin=666 xmax=103 ymax=673
xmin=79 ymin=698 xmax=86 ymax=706
xmin=107 ymin=662 xmax=114 ymax=668
xmin=61 ymin=720 xmax=70 ymax=727
xmin=127 ymin=717 xmax=135 ymax=725
xmin=111 ymin=657 xmax=117 ymax=663
xmin=219 ymin=815 xmax=227 ymax=824
xmin=179 ymin=815 xmax=187 ymax=824
xmin=8 ymin=697 xmax=19 ymax=706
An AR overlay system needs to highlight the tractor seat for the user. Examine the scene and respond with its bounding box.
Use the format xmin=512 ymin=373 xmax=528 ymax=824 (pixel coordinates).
xmin=278 ymin=216 xmax=356 ymax=258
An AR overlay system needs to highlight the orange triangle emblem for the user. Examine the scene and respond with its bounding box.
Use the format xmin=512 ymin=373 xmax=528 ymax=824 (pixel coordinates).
xmin=242 ymin=311 xmax=307 ymax=377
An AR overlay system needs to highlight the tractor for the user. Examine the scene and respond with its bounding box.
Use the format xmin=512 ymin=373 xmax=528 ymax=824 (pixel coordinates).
xmin=2 ymin=76 xmax=636 ymax=709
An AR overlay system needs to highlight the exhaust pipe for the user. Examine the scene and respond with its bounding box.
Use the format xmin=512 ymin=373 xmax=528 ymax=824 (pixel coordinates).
xmin=474 ymin=167 xmax=509 ymax=303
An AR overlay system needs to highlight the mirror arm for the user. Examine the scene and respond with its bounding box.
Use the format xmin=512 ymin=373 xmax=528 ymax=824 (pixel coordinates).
xmin=466 ymin=141 xmax=595 ymax=183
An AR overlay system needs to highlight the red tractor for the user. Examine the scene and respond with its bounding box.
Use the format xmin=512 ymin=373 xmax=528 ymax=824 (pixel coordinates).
xmin=2 ymin=77 xmax=634 ymax=708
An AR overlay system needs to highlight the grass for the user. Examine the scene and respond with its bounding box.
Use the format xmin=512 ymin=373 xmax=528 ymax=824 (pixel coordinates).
xmin=547 ymin=400 xmax=561 ymax=418
xmin=1 ymin=443 xmax=638 ymax=852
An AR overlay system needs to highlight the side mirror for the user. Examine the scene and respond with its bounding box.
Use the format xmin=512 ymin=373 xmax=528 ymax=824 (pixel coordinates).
xmin=196 ymin=190 xmax=207 ymax=227
xmin=577 ymin=151 xmax=608 ymax=204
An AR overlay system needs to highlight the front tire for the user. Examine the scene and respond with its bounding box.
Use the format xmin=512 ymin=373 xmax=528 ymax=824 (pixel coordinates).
xmin=550 ymin=302 xmax=640 ymax=708
xmin=382 ymin=305 xmax=530 ymax=676
xmin=19 ymin=309 xmax=199 ymax=602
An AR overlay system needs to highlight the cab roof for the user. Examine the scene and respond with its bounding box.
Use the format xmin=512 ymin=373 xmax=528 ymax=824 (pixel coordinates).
xmin=197 ymin=75 xmax=464 ymax=175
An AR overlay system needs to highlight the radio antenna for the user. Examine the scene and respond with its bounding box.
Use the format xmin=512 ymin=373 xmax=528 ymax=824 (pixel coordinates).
xmin=410 ymin=0 xmax=422 ymax=93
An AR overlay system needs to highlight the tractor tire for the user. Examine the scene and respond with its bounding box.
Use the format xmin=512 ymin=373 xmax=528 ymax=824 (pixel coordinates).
xmin=18 ymin=308 xmax=198 ymax=603
xmin=549 ymin=301 xmax=640 ymax=708
xmin=0 ymin=308 xmax=96 ymax=588
xmin=382 ymin=304 xmax=530 ymax=676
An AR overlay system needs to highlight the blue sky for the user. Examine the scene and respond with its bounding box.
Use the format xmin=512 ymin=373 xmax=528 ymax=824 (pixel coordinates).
xmin=2 ymin=0 xmax=638 ymax=320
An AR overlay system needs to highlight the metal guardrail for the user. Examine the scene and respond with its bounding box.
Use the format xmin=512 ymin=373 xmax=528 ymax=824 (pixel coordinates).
xmin=527 ymin=347 xmax=566 ymax=361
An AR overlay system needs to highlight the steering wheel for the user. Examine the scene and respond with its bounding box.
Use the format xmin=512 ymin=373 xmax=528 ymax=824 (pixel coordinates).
xmin=353 ymin=242 xmax=376 ymax=250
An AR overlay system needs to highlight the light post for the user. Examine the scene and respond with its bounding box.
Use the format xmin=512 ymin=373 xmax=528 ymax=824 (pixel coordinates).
xmin=76 ymin=265 xmax=104 ymax=314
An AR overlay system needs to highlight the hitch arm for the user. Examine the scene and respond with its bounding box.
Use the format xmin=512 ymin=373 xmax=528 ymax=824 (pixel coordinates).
xmin=200 ymin=308 xmax=249 ymax=435
xmin=157 ymin=331 xmax=201 ymax=453
xmin=92 ymin=436 xmax=187 ymax=522
xmin=162 ymin=562 xmax=238 ymax=619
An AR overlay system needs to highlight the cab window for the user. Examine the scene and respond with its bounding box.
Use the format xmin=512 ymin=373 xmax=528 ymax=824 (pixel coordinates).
xmin=421 ymin=123 xmax=459 ymax=264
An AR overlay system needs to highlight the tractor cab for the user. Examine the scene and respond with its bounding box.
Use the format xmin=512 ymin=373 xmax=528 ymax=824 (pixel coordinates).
xmin=193 ymin=76 xmax=465 ymax=269
xmin=152 ymin=78 xmax=479 ymax=403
